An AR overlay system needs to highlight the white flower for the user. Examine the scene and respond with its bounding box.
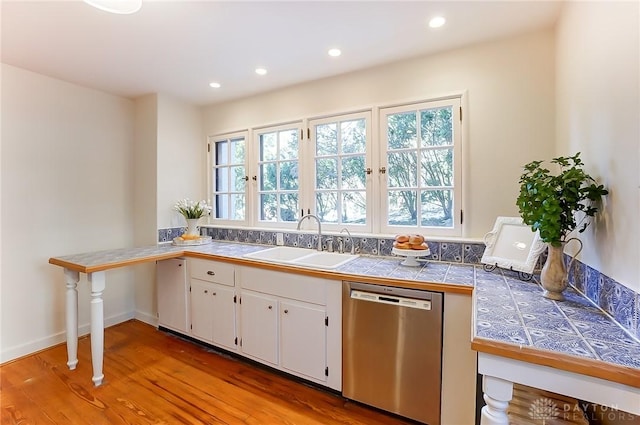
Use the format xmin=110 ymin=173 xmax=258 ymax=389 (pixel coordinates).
xmin=174 ymin=198 xmax=212 ymax=219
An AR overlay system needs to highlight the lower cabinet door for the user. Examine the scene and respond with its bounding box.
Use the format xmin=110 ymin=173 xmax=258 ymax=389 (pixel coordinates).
xmin=190 ymin=279 xmax=214 ymax=342
xmin=157 ymin=258 xmax=188 ymax=333
xmin=211 ymin=284 xmax=236 ymax=350
xmin=280 ymin=300 xmax=326 ymax=382
xmin=240 ymin=291 xmax=278 ymax=365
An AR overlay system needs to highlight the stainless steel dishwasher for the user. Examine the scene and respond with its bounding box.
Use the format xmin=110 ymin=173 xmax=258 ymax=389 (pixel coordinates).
xmin=343 ymin=281 xmax=444 ymax=425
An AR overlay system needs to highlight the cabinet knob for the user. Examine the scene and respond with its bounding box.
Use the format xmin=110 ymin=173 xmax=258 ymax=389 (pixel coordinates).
xmin=212 ymin=292 xmax=216 ymax=296
xmin=207 ymin=271 xmax=215 ymax=276
xmin=284 ymin=309 xmax=289 ymax=314
xmin=268 ymin=305 xmax=273 ymax=310
xmin=204 ymin=290 xmax=208 ymax=294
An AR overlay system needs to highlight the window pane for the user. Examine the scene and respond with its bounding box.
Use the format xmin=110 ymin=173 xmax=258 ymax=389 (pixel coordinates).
xmin=316 ymin=123 xmax=337 ymax=156
xmin=420 ymin=190 xmax=453 ymax=228
xmin=421 ymin=107 xmax=453 ymax=147
xmin=316 ymin=158 xmax=338 ymax=190
xmin=279 ymin=130 xmax=298 ymax=160
xmin=279 ymin=161 xmax=299 ymax=190
xmin=342 ymin=156 xmax=365 ymax=189
xmin=279 ymin=193 xmax=298 ymax=222
xmin=215 ymin=168 xmax=228 ymax=192
xmin=420 ymin=149 xmax=453 ymax=187
xmin=231 ymin=166 xmax=246 ymax=191
xmin=260 ymin=133 xmax=277 ymax=161
xmin=215 ymin=141 xmax=228 ymax=165
xmin=260 ymin=163 xmax=276 ymax=191
xmin=387 ymin=112 xmax=417 ymax=149
xmin=342 ymin=191 xmax=366 ymax=224
xmin=388 ymin=151 xmax=417 ymax=188
xmin=341 ymin=119 xmax=366 ymax=154
xmin=388 ymin=190 xmax=417 ymax=226
xmin=230 ymin=138 xmax=245 ymax=163
xmin=260 ymin=193 xmax=277 ymax=221
xmin=215 ymin=194 xmax=229 ymax=219
xmin=316 ymin=192 xmax=338 ymax=223
xmin=231 ymin=194 xmax=245 ymax=220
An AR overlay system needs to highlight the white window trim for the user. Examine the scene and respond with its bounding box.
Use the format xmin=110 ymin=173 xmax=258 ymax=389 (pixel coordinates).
xmin=379 ymin=96 xmax=463 ymax=237
xmin=207 ymin=130 xmax=250 ymax=227
xmin=305 ymin=110 xmax=373 ymax=234
xmin=252 ymin=121 xmax=304 ymax=229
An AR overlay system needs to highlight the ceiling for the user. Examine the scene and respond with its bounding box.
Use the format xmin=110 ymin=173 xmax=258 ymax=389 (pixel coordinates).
xmin=1 ymin=1 xmax=563 ymax=106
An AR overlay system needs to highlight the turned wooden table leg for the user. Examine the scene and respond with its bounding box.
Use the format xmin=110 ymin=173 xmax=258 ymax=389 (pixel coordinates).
xmin=64 ymin=268 xmax=79 ymax=370
xmin=480 ymin=375 xmax=513 ymax=425
xmin=88 ymin=271 xmax=106 ymax=386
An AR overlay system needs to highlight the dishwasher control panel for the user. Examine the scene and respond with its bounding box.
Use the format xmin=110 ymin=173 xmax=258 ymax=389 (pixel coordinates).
xmin=350 ymin=289 xmax=432 ymax=310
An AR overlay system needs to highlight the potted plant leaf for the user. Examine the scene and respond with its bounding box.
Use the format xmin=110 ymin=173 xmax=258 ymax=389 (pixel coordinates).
xmin=516 ymin=152 xmax=608 ymax=300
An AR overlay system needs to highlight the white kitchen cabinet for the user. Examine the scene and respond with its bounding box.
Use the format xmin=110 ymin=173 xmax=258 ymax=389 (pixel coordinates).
xmin=190 ymin=279 xmax=237 ymax=350
xmin=239 ymin=291 xmax=279 ymax=365
xmin=188 ymin=259 xmax=237 ymax=351
xmin=237 ymin=265 xmax=341 ymax=390
xmin=280 ymin=299 xmax=326 ymax=382
xmin=156 ymin=258 xmax=188 ymax=333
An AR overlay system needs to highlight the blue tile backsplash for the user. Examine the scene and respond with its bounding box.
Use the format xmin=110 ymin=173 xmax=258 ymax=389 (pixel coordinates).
xmin=158 ymin=225 xmax=639 ymax=341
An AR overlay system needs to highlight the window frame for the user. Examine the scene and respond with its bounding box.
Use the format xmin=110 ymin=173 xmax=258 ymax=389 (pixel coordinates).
xmin=253 ymin=121 xmax=304 ymax=229
xmin=208 ymin=131 xmax=250 ymax=227
xmin=305 ymin=111 xmax=374 ymax=233
xmin=379 ymin=97 xmax=463 ymax=237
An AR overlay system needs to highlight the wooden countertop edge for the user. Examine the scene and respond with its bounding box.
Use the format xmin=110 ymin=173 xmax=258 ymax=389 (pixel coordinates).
xmin=471 ymin=337 xmax=640 ymax=389
xmin=48 ymin=252 xmax=184 ymax=273
xmin=49 ymin=250 xmax=474 ymax=295
xmin=183 ymin=252 xmax=474 ymax=295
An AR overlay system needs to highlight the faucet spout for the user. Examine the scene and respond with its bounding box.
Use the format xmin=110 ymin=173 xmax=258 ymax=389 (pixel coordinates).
xmin=296 ymin=214 xmax=323 ymax=251
xmin=340 ymin=228 xmax=355 ymax=255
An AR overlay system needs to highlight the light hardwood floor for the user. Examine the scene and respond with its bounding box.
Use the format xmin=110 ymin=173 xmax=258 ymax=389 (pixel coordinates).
xmin=1 ymin=320 xmax=413 ymax=425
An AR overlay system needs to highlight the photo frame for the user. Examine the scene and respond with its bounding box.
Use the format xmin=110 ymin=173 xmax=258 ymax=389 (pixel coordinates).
xmin=481 ymin=216 xmax=546 ymax=275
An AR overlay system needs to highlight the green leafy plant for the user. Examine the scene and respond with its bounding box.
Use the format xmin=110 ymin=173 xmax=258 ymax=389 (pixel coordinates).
xmin=517 ymin=152 xmax=608 ymax=247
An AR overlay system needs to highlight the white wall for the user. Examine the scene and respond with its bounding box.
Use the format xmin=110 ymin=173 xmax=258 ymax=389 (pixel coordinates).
xmin=203 ymin=29 xmax=556 ymax=239
xmin=132 ymin=94 xmax=159 ymax=324
xmin=157 ymin=94 xmax=205 ymax=229
xmin=0 ymin=64 xmax=136 ymax=361
xmin=132 ymin=94 xmax=204 ymax=323
xmin=556 ymin=1 xmax=640 ymax=292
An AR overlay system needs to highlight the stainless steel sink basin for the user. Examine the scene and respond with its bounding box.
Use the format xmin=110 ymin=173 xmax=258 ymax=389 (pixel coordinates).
xmin=243 ymin=246 xmax=358 ymax=270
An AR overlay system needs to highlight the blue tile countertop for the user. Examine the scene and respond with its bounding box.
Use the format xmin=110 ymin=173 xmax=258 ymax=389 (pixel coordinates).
xmin=50 ymin=241 xmax=640 ymax=388
xmin=472 ymin=266 xmax=640 ymax=388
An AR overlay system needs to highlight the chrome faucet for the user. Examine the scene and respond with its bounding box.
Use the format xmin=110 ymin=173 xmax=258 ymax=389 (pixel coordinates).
xmin=340 ymin=228 xmax=355 ymax=254
xmin=297 ymin=214 xmax=323 ymax=251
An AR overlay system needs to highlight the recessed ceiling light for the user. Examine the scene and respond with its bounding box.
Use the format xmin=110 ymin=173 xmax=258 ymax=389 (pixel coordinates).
xmin=328 ymin=48 xmax=342 ymax=57
xmin=429 ymin=16 xmax=446 ymax=28
xmin=255 ymin=68 xmax=268 ymax=76
xmin=209 ymin=82 xmax=221 ymax=88
xmin=83 ymin=0 xmax=142 ymax=14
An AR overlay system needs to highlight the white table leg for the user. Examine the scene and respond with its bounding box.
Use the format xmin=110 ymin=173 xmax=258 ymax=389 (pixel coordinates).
xmin=64 ymin=268 xmax=79 ymax=370
xmin=88 ymin=271 xmax=105 ymax=386
xmin=480 ymin=375 xmax=513 ymax=425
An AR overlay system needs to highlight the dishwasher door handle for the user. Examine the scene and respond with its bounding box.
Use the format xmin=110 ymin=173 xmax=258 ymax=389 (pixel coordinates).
xmin=350 ymin=289 xmax=432 ymax=310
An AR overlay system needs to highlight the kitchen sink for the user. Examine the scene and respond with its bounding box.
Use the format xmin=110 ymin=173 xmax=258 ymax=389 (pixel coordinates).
xmin=243 ymin=246 xmax=358 ymax=270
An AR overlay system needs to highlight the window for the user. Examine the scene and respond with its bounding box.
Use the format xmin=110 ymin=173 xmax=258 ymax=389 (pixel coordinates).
xmin=380 ymin=98 xmax=462 ymax=236
xmin=207 ymin=95 xmax=464 ymax=237
xmin=308 ymin=112 xmax=372 ymax=232
xmin=210 ymin=132 xmax=248 ymax=223
xmin=256 ymin=124 xmax=302 ymax=225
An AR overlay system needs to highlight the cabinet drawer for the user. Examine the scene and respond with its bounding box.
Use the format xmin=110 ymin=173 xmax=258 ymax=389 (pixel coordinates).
xmin=190 ymin=258 xmax=235 ymax=286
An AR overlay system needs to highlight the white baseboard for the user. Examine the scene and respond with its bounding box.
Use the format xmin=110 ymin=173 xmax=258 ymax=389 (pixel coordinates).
xmin=135 ymin=310 xmax=158 ymax=327
xmin=0 ymin=311 xmax=135 ymax=364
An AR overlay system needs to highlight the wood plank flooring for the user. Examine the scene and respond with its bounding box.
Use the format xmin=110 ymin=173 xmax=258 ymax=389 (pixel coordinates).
xmin=1 ymin=320 xmax=413 ymax=425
